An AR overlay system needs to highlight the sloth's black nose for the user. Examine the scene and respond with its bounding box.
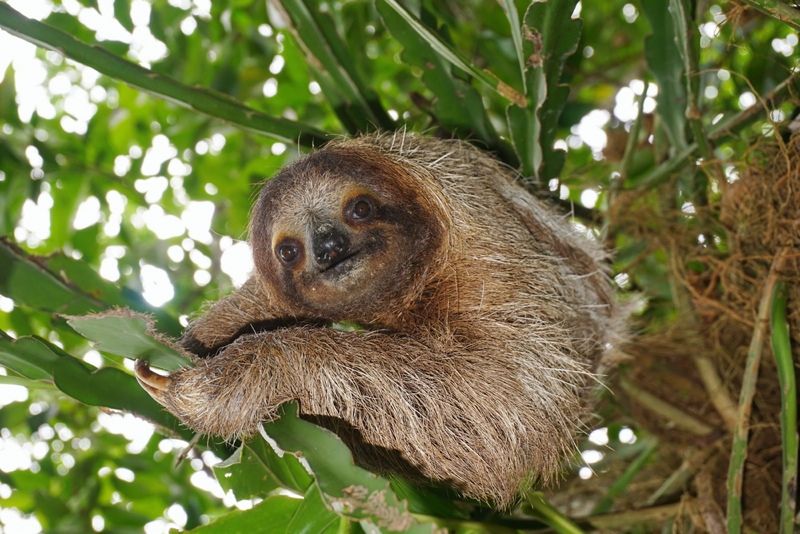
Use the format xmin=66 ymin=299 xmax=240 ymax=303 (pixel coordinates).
xmin=313 ymin=228 xmax=350 ymax=269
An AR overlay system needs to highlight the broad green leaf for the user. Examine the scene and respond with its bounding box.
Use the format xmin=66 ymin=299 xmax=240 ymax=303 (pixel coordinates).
xmin=378 ymin=0 xmax=525 ymax=107
xmin=0 ymin=239 xmax=102 ymax=315
xmin=52 ymin=358 xmax=190 ymax=437
xmin=377 ymin=1 xmax=505 ymax=154
xmin=0 ymin=330 xmax=190 ymax=437
xmin=275 ymin=0 xmax=393 ymax=133
xmin=506 ymin=0 xmax=581 ymax=182
xmin=284 ymin=485 xmax=345 ymax=533
xmin=0 ymin=374 xmax=57 ymax=390
xmin=263 ymin=403 xmax=437 ymax=533
xmin=192 ymin=495 xmax=303 ymax=533
xmin=0 ymin=240 xmax=181 ymax=335
xmin=215 ymin=441 xmax=299 ymax=499
xmin=67 ymin=311 xmax=190 ymax=371
xmin=0 ymin=331 xmax=68 ymax=380
xmin=52 ymin=357 xmax=152 ymax=412
xmin=642 ymin=0 xmax=688 ymax=152
xmin=243 ymin=436 xmax=314 ymax=494
xmin=389 ymin=477 xmax=470 ymax=520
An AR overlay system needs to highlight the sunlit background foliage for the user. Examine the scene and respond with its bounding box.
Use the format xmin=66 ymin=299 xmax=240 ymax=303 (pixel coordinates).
xmin=0 ymin=0 xmax=798 ymax=532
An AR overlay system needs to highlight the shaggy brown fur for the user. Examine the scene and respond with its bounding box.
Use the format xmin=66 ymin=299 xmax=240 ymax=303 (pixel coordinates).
xmin=136 ymin=133 xmax=623 ymax=507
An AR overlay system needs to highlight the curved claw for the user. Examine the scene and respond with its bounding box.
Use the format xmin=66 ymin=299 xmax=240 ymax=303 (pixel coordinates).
xmin=135 ymin=359 xmax=171 ymax=407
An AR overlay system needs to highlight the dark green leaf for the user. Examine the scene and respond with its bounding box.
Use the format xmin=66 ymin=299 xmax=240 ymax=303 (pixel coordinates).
xmin=377 ymin=1 xmax=503 ymax=151
xmin=642 ymin=0 xmax=688 ymax=152
xmin=263 ymin=403 xmax=437 ymax=533
xmin=67 ymin=311 xmax=190 ymax=371
xmin=0 ymin=239 xmax=103 ymax=315
xmin=276 ymin=0 xmax=392 ymax=132
xmin=192 ymin=495 xmax=302 ymax=533
xmin=507 ymin=0 xmax=581 ymax=182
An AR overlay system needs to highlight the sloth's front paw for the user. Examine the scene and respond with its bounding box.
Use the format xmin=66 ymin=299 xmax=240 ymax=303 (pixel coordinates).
xmin=134 ymin=359 xmax=173 ymax=407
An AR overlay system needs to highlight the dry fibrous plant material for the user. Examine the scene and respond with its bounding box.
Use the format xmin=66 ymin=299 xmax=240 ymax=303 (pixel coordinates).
xmin=608 ymin=133 xmax=800 ymax=533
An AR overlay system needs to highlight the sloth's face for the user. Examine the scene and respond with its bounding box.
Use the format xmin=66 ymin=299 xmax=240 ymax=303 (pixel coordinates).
xmin=250 ymin=148 xmax=440 ymax=321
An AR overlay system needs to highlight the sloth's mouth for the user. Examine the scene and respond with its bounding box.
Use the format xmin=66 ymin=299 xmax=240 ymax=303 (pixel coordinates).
xmin=319 ymin=249 xmax=361 ymax=275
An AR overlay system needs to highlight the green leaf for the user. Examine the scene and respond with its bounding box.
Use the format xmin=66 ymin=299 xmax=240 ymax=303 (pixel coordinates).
xmin=507 ymin=71 xmax=546 ymax=179
xmin=501 ymin=0 xmax=526 ymax=92
xmin=378 ymin=0 xmax=525 ymax=107
xmin=0 ymin=332 xmax=67 ymax=380
xmin=51 ymin=356 xmax=178 ymax=431
xmin=284 ymin=485 xmax=344 ymax=533
xmin=641 ymin=0 xmax=688 ymax=152
xmin=389 ymin=477 xmax=470 ymax=520
xmin=0 ymin=373 xmax=57 ymax=390
xmin=0 ymin=63 xmax=21 ymax=127
xmin=112 ymin=0 xmax=133 ymax=31
xmin=376 ymin=2 xmax=504 ymax=152
xmin=243 ymin=436 xmax=314 ymax=494
xmin=0 ymin=240 xmax=181 ymax=335
xmin=263 ymin=403 xmax=437 ymax=533
xmin=215 ymin=441 xmax=304 ymax=499
xmin=192 ymin=495 xmax=303 ymax=533
xmin=0 ymin=330 xmax=190 ymax=437
xmin=0 ymin=239 xmax=103 ymax=315
xmin=67 ymin=310 xmax=190 ymax=371
xmin=47 ymin=174 xmax=88 ymax=251
xmin=276 ymin=0 xmax=393 ymax=133
xmin=506 ymin=0 xmax=581 ymax=182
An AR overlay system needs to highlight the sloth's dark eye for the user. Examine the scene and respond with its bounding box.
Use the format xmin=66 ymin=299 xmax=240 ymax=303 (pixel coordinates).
xmin=348 ymin=197 xmax=373 ymax=221
xmin=276 ymin=240 xmax=301 ymax=265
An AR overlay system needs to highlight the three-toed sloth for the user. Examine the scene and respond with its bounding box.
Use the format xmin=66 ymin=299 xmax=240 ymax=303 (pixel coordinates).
xmin=136 ymin=133 xmax=622 ymax=507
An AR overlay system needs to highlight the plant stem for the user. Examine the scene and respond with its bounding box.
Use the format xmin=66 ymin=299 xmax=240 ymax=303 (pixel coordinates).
xmin=619 ymin=377 xmax=714 ymax=436
xmin=0 ymin=4 xmax=331 ymax=147
xmin=646 ymin=446 xmax=715 ymax=505
xmin=528 ymin=492 xmax=584 ymax=534
xmin=592 ymin=437 xmax=658 ymax=514
xmin=769 ymin=280 xmax=798 ymax=534
xmin=580 ymin=501 xmax=695 ymax=529
xmin=726 ymin=250 xmax=788 ymax=533
xmin=620 ymin=80 xmax=650 ymax=181
xmin=739 ymin=0 xmax=800 ymax=30
xmin=694 ymin=356 xmax=738 ymax=432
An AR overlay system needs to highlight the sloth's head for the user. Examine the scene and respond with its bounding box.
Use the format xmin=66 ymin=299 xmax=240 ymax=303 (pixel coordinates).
xmin=250 ymin=145 xmax=446 ymax=321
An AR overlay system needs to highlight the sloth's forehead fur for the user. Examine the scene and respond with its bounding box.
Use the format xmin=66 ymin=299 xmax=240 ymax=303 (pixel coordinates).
xmin=270 ymin=173 xmax=355 ymax=228
xmin=255 ymin=147 xmax=415 ymax=232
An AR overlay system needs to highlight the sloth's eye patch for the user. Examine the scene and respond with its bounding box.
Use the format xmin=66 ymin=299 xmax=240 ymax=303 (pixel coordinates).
xmin=276 ymin=238 xmax=302 ymax=265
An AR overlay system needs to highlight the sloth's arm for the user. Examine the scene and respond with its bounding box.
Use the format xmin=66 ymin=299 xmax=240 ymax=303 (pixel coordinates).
xmin=138 ymin=327 xmax=443 ymax=438
xmin=180 ymin=276 xmax=279 ymax=356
